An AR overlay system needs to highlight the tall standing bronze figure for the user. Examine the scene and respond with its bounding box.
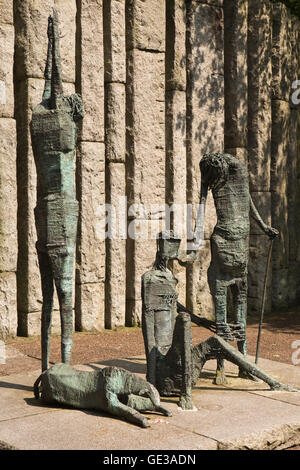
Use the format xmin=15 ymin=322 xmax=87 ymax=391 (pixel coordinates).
xmin=197 ymin=153 xmax=278 ymax=384
xmin=30 ymin=10 xmax=84 ymax=371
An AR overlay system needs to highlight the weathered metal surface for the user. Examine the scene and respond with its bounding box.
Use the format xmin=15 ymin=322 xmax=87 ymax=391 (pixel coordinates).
xmin=198 ymin=153 xmax=278 ymax=383
xmin=142 ymin=230 xmax=296 ymax=412
xmin=142 ymin=231 xmax=194 ymax=410
xmin=34 ymin=363 xmax=171 ymax=428
xmin=30 ymin=10 xmax=83 ymax=371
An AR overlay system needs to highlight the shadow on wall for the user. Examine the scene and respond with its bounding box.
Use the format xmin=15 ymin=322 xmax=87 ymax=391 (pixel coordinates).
xmin=185 ymin=3 xmax=225 ymax=153
xmin=174 ymin=1 xmax=300 ymax=316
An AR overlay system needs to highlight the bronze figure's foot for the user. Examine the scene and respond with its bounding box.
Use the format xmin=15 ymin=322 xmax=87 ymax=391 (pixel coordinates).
xmin=178 ymin=395 xmax=195 ymax=411
xmin=214 ymin=368 xmax=228 ymax=385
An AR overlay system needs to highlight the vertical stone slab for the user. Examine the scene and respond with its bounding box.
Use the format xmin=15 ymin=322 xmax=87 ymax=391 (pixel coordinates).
xmin=287 ymin=104 xmax=300 ymax=306
xmin=105 ymin=83 xmax=126 ymax=163
xmin=14 ymin=79 xmax=42 ymax=335
xmin=13 ymin=0 xmax=77 ymax=335
xmin=76 ymin=0 xmax=104 ymax=142
xmin=0 ymin=120 xmax=17 ymax=272
xmin=224 ymin=0 xmax=248 ymax=151
xmin=125 ymin=0 xmax=166 ymax=325
xmin=248 ymin=0 xmax=272 ymax=193
xmin=271 ymin=4 xmax=292 ymax=311
xmin=166 ymin=0 xmax=186 ymax=92
xmin=105 ymin=163 xmax=126 ymax=328
xmin=76 ymin=143 xmax=105 ymax=287
xmin=0 ymin=1 xmax=18 ymax=338
xmin=0 ymin=273 xmax=17 ymax=339
xmin=287 ymin=14 xmax=300 ymax=307
xmin=126 ymin=49 xmax=165 ymax=208
xmin=75 ymin=142 xmax=105 ymax=331
xmin=103 ymin=1 xmax=126 ymax=328
xmin=75 ymin=283 xmax=105 ymax=332
xmin=0 ymin=121 xmax=17 ymax=338
xmin=194 ymin=241 xmax=214 ymax=320
xmin=0 ymin=25 xmax=14 ymax=118
xmin=288 ymin=111 xmax=299 ymax=257
xmin=272 ymin=4 xmax=291 ymax=103
xmin=75 ymin=0 xmax=105 ymax=331
xmin=186 ymin=0 xmax=224 ymax=318
xmin=103 ymin=0 xmax=126 ymax=84
xmin=126 ymin=0 xmax=165 ymax=52
xmin=13 ymin=0 xmax=76 ymax=83
xmin=247 ymin=0 xmax=272 ymax=315
xmin=0 ymin=0 xmax=14 ymax=25
xmin=166 ymin=0 xmax=187 ymax=305
xmin=104 ymin=85 xmax=126 ymax=327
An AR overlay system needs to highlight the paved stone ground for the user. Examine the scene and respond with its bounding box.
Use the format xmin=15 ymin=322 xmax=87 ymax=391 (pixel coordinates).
xmin=1 ymin=308 xmax=299 ymax=377
xmin=0 ymin=307 xmax=299 ymax=451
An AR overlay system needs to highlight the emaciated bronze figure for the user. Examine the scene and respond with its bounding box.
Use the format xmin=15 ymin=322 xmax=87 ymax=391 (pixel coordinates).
xmin=196 ymin=153 xmax=279 ymax=384
xmin=142 ymin=231 xmax=194 ymax=410
xmin=30 ymin=10 xmax=83 ymax=371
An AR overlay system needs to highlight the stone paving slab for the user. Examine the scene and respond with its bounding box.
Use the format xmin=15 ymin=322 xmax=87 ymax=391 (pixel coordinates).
xmin=0 ymin=356 xmax=299 ymax=450
xmin=0 ymin=408 xmax=216 ymax=451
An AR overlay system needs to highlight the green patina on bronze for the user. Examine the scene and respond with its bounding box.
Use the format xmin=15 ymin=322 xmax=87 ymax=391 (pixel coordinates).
xmin=141 ymin=230 xmax=296 ymax=411
xmin=30 ymin=10 xmax=84 ymax=371
xmin=142 ymin=231 xmax=194 ymax=410
xmin=198 ymin=153 xmax=278 ymax=384
xmin=34 ymin=363 xmax=171 ymax=428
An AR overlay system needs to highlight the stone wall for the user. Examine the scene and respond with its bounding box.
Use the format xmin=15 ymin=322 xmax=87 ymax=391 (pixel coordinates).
xmin=0 ymin=0 xmax=17 ymax=339
xmin=0 ymin=0 xmax=299 ymax=338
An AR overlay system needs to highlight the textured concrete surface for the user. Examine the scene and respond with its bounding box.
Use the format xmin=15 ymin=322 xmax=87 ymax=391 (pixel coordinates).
xmin=0 ymin=355 xmax=299 ymax=450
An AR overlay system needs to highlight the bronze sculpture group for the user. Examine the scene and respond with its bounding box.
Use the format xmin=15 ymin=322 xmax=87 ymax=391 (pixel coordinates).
xmin=31 ymin=10 xmax=297 ymax=428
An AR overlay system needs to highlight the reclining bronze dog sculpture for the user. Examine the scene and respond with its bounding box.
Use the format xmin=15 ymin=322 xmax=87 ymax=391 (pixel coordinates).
xmin=34 ymin=363 xmax=172 ymax=428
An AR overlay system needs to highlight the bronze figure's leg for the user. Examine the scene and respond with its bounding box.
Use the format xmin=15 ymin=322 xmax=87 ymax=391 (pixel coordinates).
xmin=214 ymin=280 xmax=229 ymax=385
xmin=126 ymin=394 xmax=171 ymax=417
xmin=105 ymin=390 xmax=150 ymax=428
xmin=37 ymin=250 xmax=54 ymax=371
xmin=141 ymin=308 xmax=156 ymax=385
xmin=192 ymin=336 xmax=298 ymax=392
xmin=173 ymin=313 xmax=194 ymax=410
xmin=231 ymin=280 xmax=247 ymax=358
xmin=50 ymin=247 xmax=75 ymax=365
xmin=55 ymin=276 xmax=74 ymax=364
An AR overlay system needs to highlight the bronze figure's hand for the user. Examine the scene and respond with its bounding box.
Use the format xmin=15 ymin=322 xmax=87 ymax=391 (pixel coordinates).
xmin=264 ymin=226 xmax=279 ymax=239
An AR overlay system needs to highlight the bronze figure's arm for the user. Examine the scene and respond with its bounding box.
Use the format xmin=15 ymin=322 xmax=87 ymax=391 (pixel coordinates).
xmin=177 ymin=181 xmax=208 ymax=266
xmin=249 ymin=196 xmax=279 ymax=239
